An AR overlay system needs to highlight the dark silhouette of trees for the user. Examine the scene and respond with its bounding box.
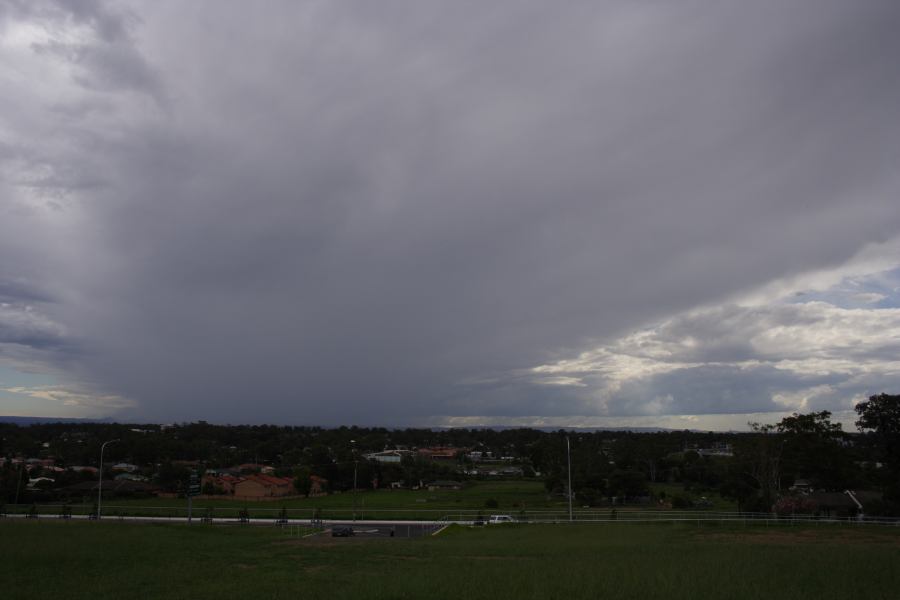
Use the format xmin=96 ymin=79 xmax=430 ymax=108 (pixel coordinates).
xmin=777 ymin=411 xmax=852 ymax=490
xmin=856 ymin=393 xmax=900 ymax=507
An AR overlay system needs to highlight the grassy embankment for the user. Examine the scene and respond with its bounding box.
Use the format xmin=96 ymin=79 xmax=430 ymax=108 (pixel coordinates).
xmin=2 ymin=519 xmax=899 ymax=599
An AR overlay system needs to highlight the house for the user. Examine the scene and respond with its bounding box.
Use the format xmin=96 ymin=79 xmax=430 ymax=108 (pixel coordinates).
xmin=807 ymin=490 xmax=882 ymax=518
xmin=233 ymin=474 xmax=294 ymax=499
xmin=417 ymin=447 xmax=462 ymax=461
xmin=69 ymin=466 xmax=99 ymax=475
xmin=204 ymin=468 xmax=241 ymax=477
xmin=364 ymin=450 xmax=409 ymax=464
xmin=789 ymin=479 xmax=812 ymax=494
xmin=111 ymin=463 xmax=138 ymax=473
xmin=236 ymin=463 xmax=267 ymax=473
xmin=695 ymin=442 xmax=734 ymax=457
xmin=806 ymin=492 xmax=857 ymax=517
xmin=201 ymin=473 xmax=241 ymax=495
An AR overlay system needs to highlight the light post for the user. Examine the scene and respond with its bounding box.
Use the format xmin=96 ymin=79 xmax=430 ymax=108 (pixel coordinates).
xmin=15 ymin=461 xmax=25 ymax=507
xmin=14 ymin=462 xmax=24 ymax=507
xmin=566 ymin=436 xmax=573 ymax=522
xmin=351 ymin=440 xmax=358 ymax=521
xmin=97 ymin=439 xmax=119 ymax=520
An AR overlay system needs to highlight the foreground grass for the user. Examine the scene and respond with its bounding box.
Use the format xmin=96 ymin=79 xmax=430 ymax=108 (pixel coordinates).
xmin=3 ymin=520 xmax=899 ymax=599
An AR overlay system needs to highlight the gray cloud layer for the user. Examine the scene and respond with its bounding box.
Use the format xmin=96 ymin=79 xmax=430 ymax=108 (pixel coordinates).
xmin=2 ymin=1 xmax=900 ymax=424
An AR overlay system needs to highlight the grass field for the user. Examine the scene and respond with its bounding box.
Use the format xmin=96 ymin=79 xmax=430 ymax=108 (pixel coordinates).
xmin=19 ymin=481 xmax=566 ymax=520
xmin=2 ymin=519 xmax=898 ymax=599
xmin=16 ymin=480 xmax=737 ymax=520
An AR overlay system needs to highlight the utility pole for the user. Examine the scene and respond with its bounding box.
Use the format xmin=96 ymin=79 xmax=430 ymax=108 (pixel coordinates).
xmin=97 ymin=439 xmax=119 ymax=520
xmin=566 ymin=436 xmax=573 ymax=522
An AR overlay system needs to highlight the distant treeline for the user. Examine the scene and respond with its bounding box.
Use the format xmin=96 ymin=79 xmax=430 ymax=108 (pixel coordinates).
xmin=2 ymin=394 xmax=899 ymax=514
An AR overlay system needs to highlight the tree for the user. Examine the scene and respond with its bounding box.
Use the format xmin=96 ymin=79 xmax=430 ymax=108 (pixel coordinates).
xmin=719 ymin=471 xmax=759 ymax=512
xmin=742 ymin=422 xmax=783 ymax=511
xmin=607 ymin=469 xmax=648 ymax=499
xmin=855 ymin=393 xmax=900 ymax=506
xmin=202 ymin=481 xmax=224 ymax=495
xmin=293 ymin=467 xmax=312 ymax=497
xmin=776 ymin=411 xmax=850 ymax=490
xmin=777 ymin=411 xmax=842 ymax=437
xmin=855 ymin=393 xmax=900 ymax=441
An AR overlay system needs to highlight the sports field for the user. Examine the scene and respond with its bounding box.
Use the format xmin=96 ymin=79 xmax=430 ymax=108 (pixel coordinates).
xmin=2 ymin=520 xmax=898 ymax=599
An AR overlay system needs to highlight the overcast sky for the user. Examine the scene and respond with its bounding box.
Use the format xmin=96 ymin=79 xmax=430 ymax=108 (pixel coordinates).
xmin=1 ymin=1 xmax=899 ymax=429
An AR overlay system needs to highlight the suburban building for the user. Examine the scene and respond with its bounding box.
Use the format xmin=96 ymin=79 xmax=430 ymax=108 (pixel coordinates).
xmin=69 ymin=466 xmax=99 ymax=475
xmin=417 ymin=447 xmax=463 ymax=461
xmin=233 ymin=474 xmax=294 ymax=499
xmin=201 ymin=473 xmax=242 ymax=495
xmin=364 ymin=450 xmax=410 ymax=464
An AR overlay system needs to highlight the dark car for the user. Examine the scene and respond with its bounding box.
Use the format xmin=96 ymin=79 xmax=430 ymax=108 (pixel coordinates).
xmin=331 ymin=526 xmax=354 ymax=537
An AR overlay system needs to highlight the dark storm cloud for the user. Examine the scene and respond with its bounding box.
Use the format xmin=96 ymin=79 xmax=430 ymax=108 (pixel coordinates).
xmin=0 ymin=280 xmax=53 ymax=304
xmin=2 ymin=1 xmax=900 ymax=423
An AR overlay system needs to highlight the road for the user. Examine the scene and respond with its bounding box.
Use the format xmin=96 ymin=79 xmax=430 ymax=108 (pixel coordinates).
xmin=1 ymin=512 xmax=451 ymax=536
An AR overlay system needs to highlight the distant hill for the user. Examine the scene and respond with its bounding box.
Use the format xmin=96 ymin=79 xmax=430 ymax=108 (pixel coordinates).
xmin=0 ymin=416 xmax=112 ymax=426
xmin=435 ymin=425 xmax=688 ymax=433
xmin=0 ymin=417 xmax=695 ymax=432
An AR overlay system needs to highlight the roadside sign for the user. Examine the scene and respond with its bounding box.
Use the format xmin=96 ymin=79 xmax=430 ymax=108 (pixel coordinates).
xmin=188 ymin=471 xmax=200 ymax=497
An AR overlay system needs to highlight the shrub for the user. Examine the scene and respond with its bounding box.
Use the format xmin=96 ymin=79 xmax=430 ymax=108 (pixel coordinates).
xmin=773 ymin=496 xmax=817 ymax=516
xmin=671 ymin=495 xmax=691 ymax=509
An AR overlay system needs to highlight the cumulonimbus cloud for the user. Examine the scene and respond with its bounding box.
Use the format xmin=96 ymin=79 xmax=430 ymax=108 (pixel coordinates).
xmin=1 ymin=1 xmax=900 ymax=426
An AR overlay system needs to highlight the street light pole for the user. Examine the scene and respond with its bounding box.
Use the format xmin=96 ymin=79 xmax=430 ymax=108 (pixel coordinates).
xmin=97 ymin=439 xmax=119 ymax=520
xmin=14 ymin=462 xmax=24 ymax=507
xmin=351 ymin=440 xmax=358 ymax=521
xmin=566 ymin=436 xmax=573 ymax=522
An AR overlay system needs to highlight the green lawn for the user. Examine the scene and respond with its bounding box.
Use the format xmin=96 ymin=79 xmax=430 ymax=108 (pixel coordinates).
xmin=2 ymin=520 xmax=898 ymax=599
xmin=22 ymin=480 xmax=568 ymax=520
xmin=18 ymin=480 xmax=737 ymax=520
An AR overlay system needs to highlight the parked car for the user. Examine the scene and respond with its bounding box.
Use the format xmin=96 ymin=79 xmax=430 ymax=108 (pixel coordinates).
xmin=488 ymin=515 xmax=515 ymax=524
xmin=331 ymin=526 xmax=355 ymax=537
